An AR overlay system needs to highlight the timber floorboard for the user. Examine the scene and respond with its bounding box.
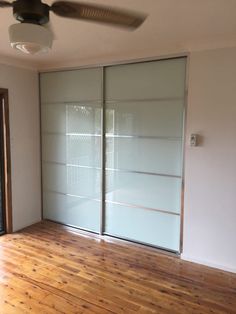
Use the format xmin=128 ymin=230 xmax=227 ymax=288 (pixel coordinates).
xmin=0 ymin=220 xmax=235 ymax=314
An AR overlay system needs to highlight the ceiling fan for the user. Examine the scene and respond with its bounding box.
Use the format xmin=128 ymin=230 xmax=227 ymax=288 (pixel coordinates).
xmin=0 ymin=0 xmax=147 ymax=55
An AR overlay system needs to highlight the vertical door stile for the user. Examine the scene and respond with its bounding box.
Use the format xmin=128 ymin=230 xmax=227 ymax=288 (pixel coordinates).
xmin=100 ymin=67 xmax=106 ymax=235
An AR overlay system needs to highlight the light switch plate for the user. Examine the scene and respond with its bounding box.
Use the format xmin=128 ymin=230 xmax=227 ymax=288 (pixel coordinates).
xmin=190 ymin=134 xmax=198 ymax=147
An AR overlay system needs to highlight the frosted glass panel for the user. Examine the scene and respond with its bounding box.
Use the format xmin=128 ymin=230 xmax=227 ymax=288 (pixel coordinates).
xmin=42 ymin=134 xmax=67 ymax=164
xmin=44 ymin=191 xmax=100 ymax=232
xmin=42 ymin=134 xmax=101 ymax=167
xmin=66 ymin=135 xmax=101 ymax=167
xmin=40 ymin=68 xmax=102 ymax=103
xmin=41 ymin=68 xmax=102 ymax=232
xmin=41 ymin=103 xmax=101 ymax=134
xmin=105 ymin=58 xmax=186 ymax=100
xmin=66 ymin=104 xmax=101 ymax=134
xmin=105 ymin=203 xmax=180 ymax=251
xmin=106 ymin=100 xmax=184 ymax=137
xmin=43 ymin=163 xmax=100 ymax=199
xmin=106 ymin=172 xmax=182 ymax=213
xmin=106 ymin=138 xmax=182 ymax=176
xmin=104 ymin=58 xmax=186 ymax=252
xmin=41 ymin=103 xmax=66 ymax=133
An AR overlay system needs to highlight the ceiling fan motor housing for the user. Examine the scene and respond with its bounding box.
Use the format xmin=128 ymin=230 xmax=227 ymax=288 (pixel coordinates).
xmin=13 ymin=0 xmax=50 ymax=25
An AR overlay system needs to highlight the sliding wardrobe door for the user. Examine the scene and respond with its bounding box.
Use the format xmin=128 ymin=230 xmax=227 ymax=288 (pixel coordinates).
xmin=40 ymin=68 xmax=102 ymax=232
xmin=104 ymin=58 xmax=186 ymax=252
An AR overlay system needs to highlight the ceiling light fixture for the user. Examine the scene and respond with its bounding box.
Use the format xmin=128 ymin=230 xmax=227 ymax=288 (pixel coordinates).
xmin=9 ymin=23 xmax=53 ymax=55
xmin=1 ymin=0 xmax=146 ymax=56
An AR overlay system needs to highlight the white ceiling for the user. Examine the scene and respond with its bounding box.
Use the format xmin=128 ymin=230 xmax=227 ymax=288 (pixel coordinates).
xmin=0 ymin=0 xmax=236 ymax=70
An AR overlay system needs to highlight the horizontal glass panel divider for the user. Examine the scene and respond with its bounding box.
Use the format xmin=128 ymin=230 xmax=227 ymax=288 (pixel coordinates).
xmin=41 ymin=100 xmax=102 ymax=105
xmin=105 ymin=168 xmax=181 ymax=178
xmin=106 ymin=134 xmax=182 ymax=141
xmin=105 ymin=200 xmax=180 ymax=216
xmin=42 ymin=132 xmax=181 ymax=140
xmin=42 ymin=161 xmax=182 ymax=178
xmin=105 ymin=97 xmax=184 ymax=103
xmin=42 ymin=98 xmax=184 ymax=106
xmin=102 ymin=233 xmax=179 ymax=254
xmin=44 ymin=189 xmax=100 ymax=202
xmin=43 ymin=161 xmax=101 ymax=170
xmin=67 ymin=133 xmax=101 ymax=137
xmin=42 ymin=132 xmax=101 ymax=137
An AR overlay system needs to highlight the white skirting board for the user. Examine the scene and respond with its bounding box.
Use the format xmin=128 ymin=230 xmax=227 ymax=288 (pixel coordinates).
xmin=181 ymin=254 xmax=236 ymax=274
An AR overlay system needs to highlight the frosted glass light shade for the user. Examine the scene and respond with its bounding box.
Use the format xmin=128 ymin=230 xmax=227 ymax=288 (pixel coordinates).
xmin=9 ymin=23 xmax=53 ymax=55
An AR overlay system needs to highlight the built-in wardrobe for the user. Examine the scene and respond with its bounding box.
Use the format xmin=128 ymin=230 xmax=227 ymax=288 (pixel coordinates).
xmin=40 ymin=57 xmax=186 ymax=253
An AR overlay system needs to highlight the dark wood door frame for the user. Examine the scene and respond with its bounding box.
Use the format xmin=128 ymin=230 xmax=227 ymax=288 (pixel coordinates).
xmin=0 ymin=88 xmax=12 ymax=234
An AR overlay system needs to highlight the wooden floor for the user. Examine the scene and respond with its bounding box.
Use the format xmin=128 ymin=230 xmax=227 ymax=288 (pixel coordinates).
xmin=0 ymin=221 xmax=235 ymax=313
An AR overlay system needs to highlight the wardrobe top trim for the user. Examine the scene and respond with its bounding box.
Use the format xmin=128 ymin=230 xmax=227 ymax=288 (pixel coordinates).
xmin=39 ymin=53 xmax=188 ymax=74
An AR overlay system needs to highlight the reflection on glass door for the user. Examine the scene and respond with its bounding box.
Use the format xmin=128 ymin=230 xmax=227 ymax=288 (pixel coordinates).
xmin=104 ymin=58 xmax=186 ymax=252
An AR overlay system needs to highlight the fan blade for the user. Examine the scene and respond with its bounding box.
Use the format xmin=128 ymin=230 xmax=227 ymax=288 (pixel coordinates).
xmin=50 ymin=1 xmax=146 ymax=30
xmin=0 ymin=0 xmax=12 ymax=7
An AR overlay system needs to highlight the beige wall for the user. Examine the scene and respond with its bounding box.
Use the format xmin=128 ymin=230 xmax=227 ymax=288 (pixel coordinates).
xmin=182 ymin=47 xmax=236 ymax=272
xmin=0 ymin=63 xmax=41 ymax=231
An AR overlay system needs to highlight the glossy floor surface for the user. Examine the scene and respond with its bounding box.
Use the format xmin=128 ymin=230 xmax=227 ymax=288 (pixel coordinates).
xmin=0 ymin=221 xmax=235 ymax=313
